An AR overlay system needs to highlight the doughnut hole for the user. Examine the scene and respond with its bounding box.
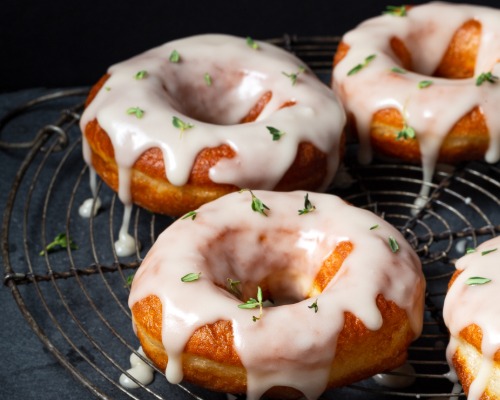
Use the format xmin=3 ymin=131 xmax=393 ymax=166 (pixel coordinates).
xmin=201 ymin=228 xmax=353 ymax=305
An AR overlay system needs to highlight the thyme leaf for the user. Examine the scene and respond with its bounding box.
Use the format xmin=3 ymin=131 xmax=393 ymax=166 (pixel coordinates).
xmin=391 ymin=67 xmax=407 ymax=74
xmin=418 ymin=80 xmax=433 ymax=89
xmin=481 ymin=248 xmax=498 ymax=256
xmin=389 ymin=236 xmax=400 ymax=253
xmin=169 ymin=50 xmax=180 ymax=63
xmin=135 ymin=70 xmax=148 ymax=80
xmin=181 ymin=210 xmax=197 ymax=220
xmin=204 ymin=73 xmax=212 ymax=86
xmin=181 ymin=272 xmax=201 ymax=282
xmin=370 ymin=224 xmax=379 ymax=230
xmin=465 ymin=276 xmax=492 ymax=286
xmin=227 ymin=278 xmax=242 ymax=297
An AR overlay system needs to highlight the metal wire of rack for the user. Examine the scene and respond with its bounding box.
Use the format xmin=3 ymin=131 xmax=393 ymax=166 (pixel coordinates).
xmin=2 ymin=35 xmax=500 ymax=399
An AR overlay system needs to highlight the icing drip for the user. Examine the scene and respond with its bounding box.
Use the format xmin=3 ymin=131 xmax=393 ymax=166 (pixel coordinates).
xmin=119 ymin=347 xmax=155 ymax=389
xmin=129 ymin=191 xmax=425 ymax=399
xmin=443 ymin=236 xmax=500 ymax=399
xmin=332 ymin=2 xmax=500 ymax=200
xmin=80 ymin=34 xmax=345 ymax=207
xmin=373 ymin=362 xmax=416 ymax=388
xmin=79 ymin=168 xmax=102 ymax=218
xmin=114 ymin=203 xmax=139 ymax=257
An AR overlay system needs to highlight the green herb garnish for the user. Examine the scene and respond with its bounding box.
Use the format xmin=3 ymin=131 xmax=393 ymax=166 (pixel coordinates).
xmin=391 ymin=67 xmax=407 ymax=74
xmin=481 ymin=248 xmax=498 ymax=256
xmin=238 ymin=286 xmax=263 ymax=321
xmin=370 ymin=224 xmax=379 ymax=230
xmin=127 ymin=107 xmax=145 ymax=119
xmin=181 ymin=272 xmax=201 ymax=282
xmin=40 ymin=233 xmax=78 ymax=256
xmin=227 ymin=278 xmax=242 ymax=297
xmin=383 ymin=5 xmax=407 ymax=16
xmin=476 ymin=72 xmax=498 ymax=86
xmin=389 ymin=236 xmax=400 ymax=253
xmin=465 ymin=276 xmax=492 ymax=286
xmin=418 ymin=80 xmax=433 ymax=89
xmin=135 ymin=70 xmax=148 ymax=80
xmin=204 ymin=73 xmax=212 ymax=86
xmin=239 ymin=189 xmax=270 ymax=216
xmin=282 ymin=66 xmax=306 ymax=86
xmin=298 ymin=193 xmax=316 ymax=215
xmin=169 ymin=50 xmax=180 ymax=63
xmin=172 ymin=116 xmax=195 ymax=133
xmin=125 ymin=273 xmax=135 ymax=288
xmin=466 ymin=247 xmax=476 ymax=254
xmin=181 ymin=210 xmax=197 ymax=220
xmin=308 ymin=299 xmax=319 ymax=313
xmin=347 ymin=54 xmax=377 ymax=76
xmin=396 ymin=124 xmax=416 ymax=140
xmin=267 ymin=126 xmax=285 ymax=141
xmin=246 ymin=36 xmax=259 ymax=50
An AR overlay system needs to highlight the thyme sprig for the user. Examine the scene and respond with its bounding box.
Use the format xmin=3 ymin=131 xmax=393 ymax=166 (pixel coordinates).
xmin=308 ymin=299 xmax=319 ymax=313
xmin=298 ymin=193 xmax=316 ymax=215
xmin=127 ymin=107 xmax=145 ymax=119
xmin=238 ymin=286 xmax=263 ymax=321
xmin=267 ymin=126 xmax=285 ymax=141
xmin=476 ymin=72 xmax=498 ymax=86
xmin=282 ymin=66 xmax=306 ymax=86
xmin=396 ymin=123 xmax=416 ymax=140
xmin=383 ymin=5 xmax=407 ymax=16
xmin=172 ymin=116 xmax=195 ymax=134
xmin=40 ymin=233 xmax=78 ymax=256
xmin=246 ymin=36 xmax=259 ymax=50
xmin=204 ymin=73 xmax=212 ymax=86
xmin=239 ymin=189 xmax=270 ymax=216
xmin=347 ymin=54 xmax=376 ymax=76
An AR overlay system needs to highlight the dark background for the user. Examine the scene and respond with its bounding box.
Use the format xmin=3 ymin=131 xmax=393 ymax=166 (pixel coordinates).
xmin=2 ymin=0 xmax=499 ymax=92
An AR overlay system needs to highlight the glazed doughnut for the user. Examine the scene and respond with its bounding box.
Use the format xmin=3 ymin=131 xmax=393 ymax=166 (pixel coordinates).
xmin=129 ymin=190 xmax=426 ymax=399
xmin=332 ymin=2 xmax=500 ymax=193
xmin=444 ymin=236 xmax=500 ymax=399
xmin=80 ymin=34 xmax=345 ymax=217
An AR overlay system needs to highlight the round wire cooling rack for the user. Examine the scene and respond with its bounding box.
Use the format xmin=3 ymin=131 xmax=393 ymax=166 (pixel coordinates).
xmin=2 ymin=35 xmax=500 ymax=400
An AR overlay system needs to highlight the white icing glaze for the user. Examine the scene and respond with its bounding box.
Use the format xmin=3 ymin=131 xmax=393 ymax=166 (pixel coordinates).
xmin=443 ymin=236 xmax=500 ymax=399
xmin=373 ymin=362 xmax=416 ymax=388
xmin=114 ymin=203 xmax=139 ymax=257
xmin=332 ymin=2 xmax=500 ymax=191
xmin=80 ymin=34 xmax=345 ymax=208
xmin=119 ymin=347 xmax=154 ymax=389
xmin=79 ymin=168 xmax=102 ymax=218
xmin=129 ymin=190 xmax=425 ymax=399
